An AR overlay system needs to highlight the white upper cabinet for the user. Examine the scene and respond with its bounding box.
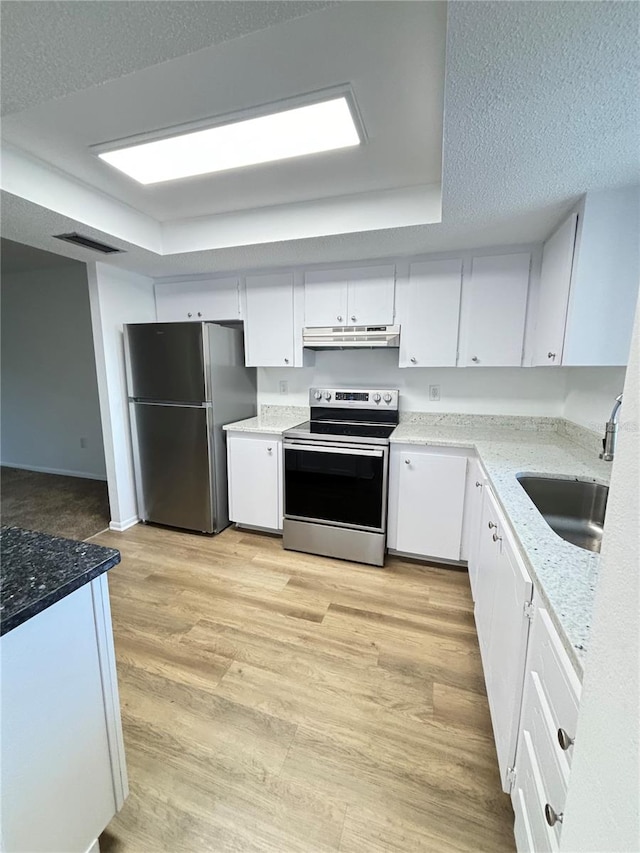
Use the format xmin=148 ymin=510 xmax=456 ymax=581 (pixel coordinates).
xmin=244 ymin=272 xmax=295 ymax=367
xmin=532 ymin=214 xmax=578 ymax=366
xmin=155 ymin=277 xmax=240 ymax=322
xmin=399 ymin=259 xmax=462 ymax=367
xmin=304 ymin=265 xmax=395 ymax=327
xmin=459 ymin=253 xmax=531 ymax=367
xmin=532 ymin=186 xmax=640 ymax=367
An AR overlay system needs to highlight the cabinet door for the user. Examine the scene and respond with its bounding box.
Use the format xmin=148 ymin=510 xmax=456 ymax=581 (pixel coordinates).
xmin=227 ymin=435 xmax=280 ymax=530
xmin=244 ymin=273 xmax=295 ymax=367
xmin=393 ymin=449 xmax=467 ymax=561
xmin=532 ymin=214 xmax=577 ymax=366
xmin=475 ymin=486 xmax=533 ymax=791
xmin=460 ymin=253 xmax=531 ymax=366
xmin=488 ymin=536 xmax=533 ymax=788
xmin=461 ymin=456 xmax=486 ymax=597
xmin=304 ymin=269 xmax=349 ymax=327
xmin=155 ymin=277 xmax=240 ymax=322
xmin=474 ymin=487 xmax=500 ymax=663
xmin=346 ymin=265 xmax=396 ymax=325
xmin=399 ymin=259 xmax=462 ymax=367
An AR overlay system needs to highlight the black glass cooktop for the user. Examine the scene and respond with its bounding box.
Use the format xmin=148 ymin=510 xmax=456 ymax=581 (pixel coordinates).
xmin=286 ymin=420 xmax=397 ymax=442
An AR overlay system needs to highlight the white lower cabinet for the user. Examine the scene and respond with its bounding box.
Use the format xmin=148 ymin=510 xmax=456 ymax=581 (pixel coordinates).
xmin=511 ymin=606 xmax=582 ymax=852
xmin=387 ymin=445 xmax=468 ymax=561
xmin=474 ymin=485 xmax=533 ymax=792
xmin=226 ymin=433 xmax=282 ymax=531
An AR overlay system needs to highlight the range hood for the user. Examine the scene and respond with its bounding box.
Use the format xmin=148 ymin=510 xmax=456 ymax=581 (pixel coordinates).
xmin=303 ymin=324 xmax=400 ymax=350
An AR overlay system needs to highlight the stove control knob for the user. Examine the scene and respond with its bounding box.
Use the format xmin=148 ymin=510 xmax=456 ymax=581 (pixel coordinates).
xmin=313 ymin=390 xmax=322 ymax=400
xmin=324 ymin=391 xmax=332 ymax=401
xmin=373 ymin=393 xmax=381 ymax=403
xmin=383 ymin=393 xmax=393 ymax=404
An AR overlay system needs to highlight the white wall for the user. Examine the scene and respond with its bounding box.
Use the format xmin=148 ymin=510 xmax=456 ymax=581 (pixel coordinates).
xmin=1 ymin=263 xmax=106 ymax=478
xmin=562 ymin=366 xmax=627 ymax=431
xmin=258 ymin=350 xmax=628 ymax=421
xmin=87 ymin=263 xmax=155 ymax=530
xmin=560 ymin=303 xmax=640 ymax=851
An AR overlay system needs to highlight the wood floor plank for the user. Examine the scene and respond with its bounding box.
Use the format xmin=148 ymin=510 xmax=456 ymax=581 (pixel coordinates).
xmin=95 ymin=524 xmax=515 ymax=852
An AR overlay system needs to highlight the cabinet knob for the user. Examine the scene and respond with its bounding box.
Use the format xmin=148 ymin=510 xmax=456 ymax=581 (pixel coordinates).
xmin=351 ymin=315 xmax=357 ymax=322
xmin=476 ymin=481 xmax=483 ymax=488
xmin=492 ymin=531 xmax=502 ymax=543
xmin=197 ymin=312 xmax=202 ymax=318
xmin=557 ymin=728 xmax=575 ymax=750
xmin=410 ymin=357 xmax=417 ymax=364
xmin=405 ymin=459 xmax=411 ymax=465
xmin=337 ymin=315 xmax=343 ymax=322
xmin=488 ymin=521 xmax=497 ymax=529
xmin=544 ymin=804 xmax=563 ymax=827
xmin=187 ymin=312 xmax=193 ymax=318
xmin=267 ymin=447 xmax=273 ymax=453
xmin=471 ymin=356 xmax=479 ymax=363
xmin=284 ymin=357 xmax=289 ymax=364
xmin=548 ymin=352 xmax=556 ymax=359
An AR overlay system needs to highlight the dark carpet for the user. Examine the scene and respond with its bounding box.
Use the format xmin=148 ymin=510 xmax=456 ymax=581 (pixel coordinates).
xmin=1 ymin=467 xmax=110 ymax=541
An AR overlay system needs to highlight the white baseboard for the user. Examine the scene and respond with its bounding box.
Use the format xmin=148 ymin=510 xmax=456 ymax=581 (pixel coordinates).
xmin=109 ymin=516 xmax=139 ymax=532
xmin=0 ymin=461 xmax=107 ymax=481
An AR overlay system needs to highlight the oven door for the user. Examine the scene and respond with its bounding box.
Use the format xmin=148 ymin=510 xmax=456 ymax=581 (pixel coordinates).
xmin=283 ymin=440 xmax=388 ymax=532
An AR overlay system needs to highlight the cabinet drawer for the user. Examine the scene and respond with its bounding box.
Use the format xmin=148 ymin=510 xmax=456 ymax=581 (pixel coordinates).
xmin=520 ymin=671 xmax=567 ymax=846
xmin=513 ymin=731 xmax=558 ymax=853
xmin=527 ymin=608 xmax=581 ymax=770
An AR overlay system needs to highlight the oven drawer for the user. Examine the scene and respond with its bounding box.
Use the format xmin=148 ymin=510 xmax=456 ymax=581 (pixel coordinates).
xmin=283 ymin=441 xmax=389 ymax=532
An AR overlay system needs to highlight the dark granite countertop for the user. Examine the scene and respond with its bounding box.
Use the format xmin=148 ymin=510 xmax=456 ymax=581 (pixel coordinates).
xmin=0 ymin=526 xmax=120 ymax=636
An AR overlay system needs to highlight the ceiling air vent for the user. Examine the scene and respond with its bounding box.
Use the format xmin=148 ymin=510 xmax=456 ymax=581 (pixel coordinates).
xmin=53 ymin=232 xmax=123 ymax=254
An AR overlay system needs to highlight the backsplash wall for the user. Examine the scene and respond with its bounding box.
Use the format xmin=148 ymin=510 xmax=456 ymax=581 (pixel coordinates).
xmin=257 ymin=350 xmax=626 ymax=429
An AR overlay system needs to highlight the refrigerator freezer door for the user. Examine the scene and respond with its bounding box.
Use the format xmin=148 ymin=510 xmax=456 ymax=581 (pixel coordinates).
xmin=131 ymin=402 xmax=214 ymax=533
xmin=125 ymin=323 xmax=207 ymax=403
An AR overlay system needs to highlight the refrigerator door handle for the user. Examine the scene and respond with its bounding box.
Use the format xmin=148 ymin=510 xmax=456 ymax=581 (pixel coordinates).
xmin=129 ymin=399 xmax=209 ymax=408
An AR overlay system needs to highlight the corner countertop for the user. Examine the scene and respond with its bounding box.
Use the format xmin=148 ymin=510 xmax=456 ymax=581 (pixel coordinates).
xmin=0 ymin=527 xmax=121 ymax=637
xmin=391 ymin=414 xmax=610 ymax=674
xmin=223 ymin=405 xmax=309 ymax=435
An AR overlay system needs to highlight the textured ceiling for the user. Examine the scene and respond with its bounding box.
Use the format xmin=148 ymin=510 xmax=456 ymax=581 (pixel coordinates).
xmin=0 ymin=1 xmax=336 ymax=115
xmin=1 ymin=0 xmax=639 ymax=278
xmin=2 ymin=3 xmax=444 ymax=221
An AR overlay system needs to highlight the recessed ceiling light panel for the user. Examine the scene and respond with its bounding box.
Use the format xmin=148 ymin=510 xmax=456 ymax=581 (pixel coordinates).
xmin=95 ymin=96 xmax=361 ymax=185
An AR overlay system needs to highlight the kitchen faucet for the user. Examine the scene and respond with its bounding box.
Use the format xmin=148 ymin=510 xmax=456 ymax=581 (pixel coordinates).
xmin=599 ymin=394 xmax=623 ymax=461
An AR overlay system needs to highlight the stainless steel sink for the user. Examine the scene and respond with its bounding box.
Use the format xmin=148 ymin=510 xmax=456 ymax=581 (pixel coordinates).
xmin=517 ymin=475 xmax=608 ymax=553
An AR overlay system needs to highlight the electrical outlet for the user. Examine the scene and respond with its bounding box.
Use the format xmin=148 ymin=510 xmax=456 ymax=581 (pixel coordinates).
xmin=279 ymin=380 xmax=288 ymax=395
xmin=429 ymin=385 xmax=440 ymax=402
xmin=80 ymin=437 xmax=88 ymax=449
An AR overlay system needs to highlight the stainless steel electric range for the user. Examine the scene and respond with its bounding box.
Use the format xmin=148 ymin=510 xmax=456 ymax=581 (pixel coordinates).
xmin=282 ymin=388 xmax=399 ymax=567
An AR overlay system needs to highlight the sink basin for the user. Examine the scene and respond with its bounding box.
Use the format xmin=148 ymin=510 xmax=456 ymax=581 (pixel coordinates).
xmin=517 ymin=475 xmax=608 ymax=553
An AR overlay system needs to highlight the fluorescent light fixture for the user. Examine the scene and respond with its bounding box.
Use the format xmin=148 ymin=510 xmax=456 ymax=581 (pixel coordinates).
xmin=97 ymin=96 xmax=361 ymax=185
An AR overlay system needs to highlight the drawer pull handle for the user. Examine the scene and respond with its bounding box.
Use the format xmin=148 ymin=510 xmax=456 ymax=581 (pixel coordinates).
xmin=492 ymin=531 xmax=502 ymax=543
xmin=557 ymin=728 xmax=575 ymax=750
xmin=544 ymin=804 xmax=563 ymax=827
xmin=488 ymin=521 xmax=497 ymax=530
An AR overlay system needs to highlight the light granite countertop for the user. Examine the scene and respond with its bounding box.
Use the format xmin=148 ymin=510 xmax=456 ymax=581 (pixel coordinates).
xmin=223 ymin=405 xmax=309 ymax=435
xmin=391 ymin=414 xmax=610 ymax=674
xmin=224 ymin=406 xmax=608 ymax=674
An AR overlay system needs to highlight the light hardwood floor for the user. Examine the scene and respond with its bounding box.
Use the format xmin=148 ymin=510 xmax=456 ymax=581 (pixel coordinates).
xmin=93 ymin=524 xmax=515 ymax=853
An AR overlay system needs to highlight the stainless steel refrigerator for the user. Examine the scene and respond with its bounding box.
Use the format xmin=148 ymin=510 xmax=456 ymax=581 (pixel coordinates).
xmin=124 ymin=322 xmax=256 ymax=534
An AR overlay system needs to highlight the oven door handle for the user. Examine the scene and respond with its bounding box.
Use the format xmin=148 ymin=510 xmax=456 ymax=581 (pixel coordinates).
xmin=283 ymin=442 xmax=384 ymax=458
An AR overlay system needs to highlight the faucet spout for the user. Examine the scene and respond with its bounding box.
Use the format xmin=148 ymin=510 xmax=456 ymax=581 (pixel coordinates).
xmin=599 ymin=394 xmax=623 ymax=461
